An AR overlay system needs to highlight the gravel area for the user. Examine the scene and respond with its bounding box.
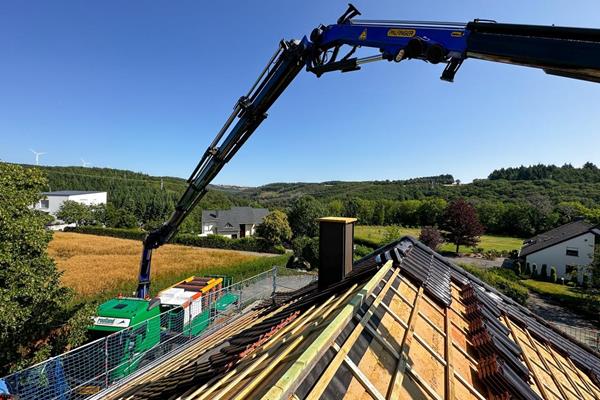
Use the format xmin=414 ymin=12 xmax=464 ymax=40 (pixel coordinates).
xmin=527 ymin=292 xmax=600 ymax=350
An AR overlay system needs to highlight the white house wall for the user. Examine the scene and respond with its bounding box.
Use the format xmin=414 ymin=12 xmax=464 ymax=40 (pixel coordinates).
xmin=34 ymin=192 xmax=107 ymax=216
xmin=68 ymin=192 xmax=107 ymax=207
xmin=525 ymin=232 xmax=595 ymax=278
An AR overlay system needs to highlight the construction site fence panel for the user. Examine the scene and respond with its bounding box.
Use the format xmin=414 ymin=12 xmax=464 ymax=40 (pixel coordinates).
xmin=1 ymin=267 xmax=316 ymax=400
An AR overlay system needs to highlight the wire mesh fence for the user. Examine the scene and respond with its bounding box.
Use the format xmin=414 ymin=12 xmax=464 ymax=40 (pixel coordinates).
xmin=551 ymin=322 xmax=600 ymax=353
xmin=1 ymin=267 xmax=289 ymax=400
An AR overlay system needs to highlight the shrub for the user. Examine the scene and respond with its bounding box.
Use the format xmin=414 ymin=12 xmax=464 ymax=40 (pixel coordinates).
xmin=525 ymin=263 xmax=531 ymax=276
xmin=460 ymin=264 xmax=528 ymax=305
xmin=550 ymin=267 xmax=557 ymax=283
xmin=532 ymin=264 xmax=538 ymax=279
xmin=291 ymin=236 xmax=319 ymax=269
xmin=418 ymin=226 xmax=443 ymax=251
xmin=354 ymin=237 xmax=379 ymax=249
xmin=513 ymin=260 xmax=522 ymax=275
xmin=354 ymin=244 xmax=373 ymax=260
xmin=540 ymin=264 xmax=548 ymax=281
xmin=63 ymin=226 xmax=285 ymax=254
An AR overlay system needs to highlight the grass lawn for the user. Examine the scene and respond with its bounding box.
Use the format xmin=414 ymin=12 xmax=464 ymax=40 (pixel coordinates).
xmin=520 ymin=279 xmax=585 ymax=302
xmin=50 ymin=232 xmax=290 ymax=302
xmin=354 ymin=225 xmax=523 ymax=254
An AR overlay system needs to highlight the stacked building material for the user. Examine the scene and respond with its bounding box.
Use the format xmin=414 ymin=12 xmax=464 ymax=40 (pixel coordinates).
xmin=462 ymin=283 xmax=540 ymax=400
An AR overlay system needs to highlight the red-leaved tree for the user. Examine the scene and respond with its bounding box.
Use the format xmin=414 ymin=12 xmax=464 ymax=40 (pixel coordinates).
xmin=441 ymin=198 xmax=484 ymax=253
xmin=419 ymin=226 xmax=443 ymax=251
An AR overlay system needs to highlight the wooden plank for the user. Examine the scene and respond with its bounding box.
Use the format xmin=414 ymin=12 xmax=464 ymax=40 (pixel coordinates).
xmin=193 ymin=285 xmax=358 ymax=400
xmin=262 ymin=261 xmax=395 ymax=400
xmin=503 ymin=316 xmax=550 ymax=400
xmin=387 ymin=286 xmax=424 ymax=399
xmin=419 ymin=310 xmax=447 ymax=337
xmin=523 ymin=327 xmax=571 ymax=400
xmin=413 ymin=332 xmax=447 ymax=366
xmin=303 ymin=267 xmax=401 ymax=400
xmin=405 ymin=364 xmax=444 ymax=400
xmin=453 ymin=371 xmax=486 ymax=400
xmin=444 ymin=307 xmax=456 ymax=400
xmin=330 ymin=342 xmax=387 ymax=400
xmin=564 ymin=356 xmax=600 ymax=400
xmin=543 ymin=343 xmax=587 ymax=400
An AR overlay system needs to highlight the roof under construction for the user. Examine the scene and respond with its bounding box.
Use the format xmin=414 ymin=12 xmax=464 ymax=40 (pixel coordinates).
xmin=101 ymin=237 xmax=600 ymax=400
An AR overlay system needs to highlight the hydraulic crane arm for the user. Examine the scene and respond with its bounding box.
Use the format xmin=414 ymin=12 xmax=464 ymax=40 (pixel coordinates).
xmin=136 ymin=4 xmax=600 ymax=298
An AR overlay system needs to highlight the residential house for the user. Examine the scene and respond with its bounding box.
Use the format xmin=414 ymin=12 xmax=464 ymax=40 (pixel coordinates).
xmin=520 ymin=219 xmax=600 ymax=281
xmin=201 ymin=206 xmax=269 ymax=239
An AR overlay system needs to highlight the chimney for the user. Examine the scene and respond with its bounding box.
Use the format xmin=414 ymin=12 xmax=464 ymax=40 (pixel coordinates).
xmin=317 ymin=217 xmax=357 ymax=289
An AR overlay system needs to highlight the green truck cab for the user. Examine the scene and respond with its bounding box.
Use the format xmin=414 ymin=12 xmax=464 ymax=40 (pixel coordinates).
xmin=88 ymin=297 xmax=161 ymax=379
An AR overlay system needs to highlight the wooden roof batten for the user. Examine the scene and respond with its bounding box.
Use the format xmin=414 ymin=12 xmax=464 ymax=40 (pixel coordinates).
xmin=99 ymin=236 xmax=600 ymax=400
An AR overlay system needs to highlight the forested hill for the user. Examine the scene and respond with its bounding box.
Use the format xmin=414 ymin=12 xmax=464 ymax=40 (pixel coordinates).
xmin=21 ymin=164 xmax=249 ymax=232
xmin=488 ymin=162 xmax=600 ymax=183
xmin=17 ymin=162 xmax=600 ymax=238
xmin=233 ymin=172 xmax=600 ymax=208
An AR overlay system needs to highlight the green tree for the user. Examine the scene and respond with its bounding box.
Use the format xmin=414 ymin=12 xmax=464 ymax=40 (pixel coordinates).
xmin=105 ymin=204 xmax=138 ymax=229
xmin=373 ymin=201 xmax=386 ymax=226
xmin=0 ymin=163 xmax=91 ymax=374
xmin=256 ymin=210 xmax=292 ymax=246
xmin=441 ymin=198 xmax=484 ymax=254
xmin=550 ymin=267 xmax=558 ymax=283
xmin=382 ymin=225 xmax=403 ymax=245
xmin=288 ymin=196 xmax=325 ymax=238
xmin=417 ymin=198 xmax=447 ymax=226
xmin=328 ymin=199 xmax=344 ymax=216
xmin=56 ymin=200 xmax=93 ymax=225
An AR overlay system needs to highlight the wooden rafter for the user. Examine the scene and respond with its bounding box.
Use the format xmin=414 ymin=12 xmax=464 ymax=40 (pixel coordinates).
xmin=190 ymin=284 xmax=359 ymax=400
xmin=503 ymin=315 xmax=550 ymax=400
xmin=262 ymin=261 xmax=395 ymax=400
xmin=444 ymin=307 xmax=455 ymax=400
xmin=304 ymin=267 xmax=401 ymax=400
xmin=564 ymin=355 xmax=600 ymax=400
xmin=387 ymin=286 xmax=424 ymax=399
xmin=543 ymin=342 xmax=587 ymax=400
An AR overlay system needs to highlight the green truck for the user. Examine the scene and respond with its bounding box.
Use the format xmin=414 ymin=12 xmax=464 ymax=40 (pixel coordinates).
xmin=87 ymin=276 xmax=237 ymax=381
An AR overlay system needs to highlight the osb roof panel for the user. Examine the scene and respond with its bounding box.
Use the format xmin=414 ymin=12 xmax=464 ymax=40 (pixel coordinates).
xmin=105 ymin=237 xmax=600 ymax=400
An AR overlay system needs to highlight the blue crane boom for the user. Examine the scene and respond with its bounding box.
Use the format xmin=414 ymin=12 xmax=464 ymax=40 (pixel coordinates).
xmin=135 ymin=4 xmax=600 ymax=298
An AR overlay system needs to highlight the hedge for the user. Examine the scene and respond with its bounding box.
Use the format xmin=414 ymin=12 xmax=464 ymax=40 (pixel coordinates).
xmin=63 ymin=226 xmax=285 ymax=254
xmin=353 ymin=237 xmax=380 ymax=249
xmin=461 ymin=264 xmax=529 ymax=305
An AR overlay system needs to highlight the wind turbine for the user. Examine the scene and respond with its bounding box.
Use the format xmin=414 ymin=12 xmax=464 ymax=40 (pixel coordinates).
xmin=81 ymin=158 xmax=91 ymax=167
xmin=30 ymin=149 xmax=46 ymax=165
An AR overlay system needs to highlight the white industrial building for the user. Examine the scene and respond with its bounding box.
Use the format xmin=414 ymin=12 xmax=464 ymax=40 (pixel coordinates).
xmin=519 ymin=219 xmax=600 ymax=282
xmin=32 ymin=190 xmax=107 ymax=230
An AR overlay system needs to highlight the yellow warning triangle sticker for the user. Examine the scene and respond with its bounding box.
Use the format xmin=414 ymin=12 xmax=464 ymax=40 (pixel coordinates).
xmin=359 ymin=29 xmax=367 ymax=41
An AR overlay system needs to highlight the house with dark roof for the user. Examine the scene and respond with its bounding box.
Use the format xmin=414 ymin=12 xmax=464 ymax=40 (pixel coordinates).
xmin=520 ymin=219 xmax=600 ymax=282
xmin=98 ymin=218 xmax=600 ymax=400
xmin=201 ymin=206 xmax=269 ymax=239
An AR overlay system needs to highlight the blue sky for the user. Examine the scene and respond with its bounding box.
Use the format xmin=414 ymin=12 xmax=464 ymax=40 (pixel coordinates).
xmin=1 ymin=1 xmax=599 ymax=185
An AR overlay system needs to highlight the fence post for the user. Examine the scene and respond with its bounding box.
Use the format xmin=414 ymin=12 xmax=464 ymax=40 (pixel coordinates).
xmin=104 ymin=336 xmax=109 ymax=388
xmin=272 ymin=266 xmax=278 ymax=296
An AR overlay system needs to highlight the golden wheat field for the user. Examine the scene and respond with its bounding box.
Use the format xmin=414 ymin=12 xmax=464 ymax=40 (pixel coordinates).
xmin=49 ymin=232 xmax=260 ymax=298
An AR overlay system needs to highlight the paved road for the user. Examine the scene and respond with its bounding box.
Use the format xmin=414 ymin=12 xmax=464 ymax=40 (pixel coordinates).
xmin=527 ymin=292 xmax=600 ymax=351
